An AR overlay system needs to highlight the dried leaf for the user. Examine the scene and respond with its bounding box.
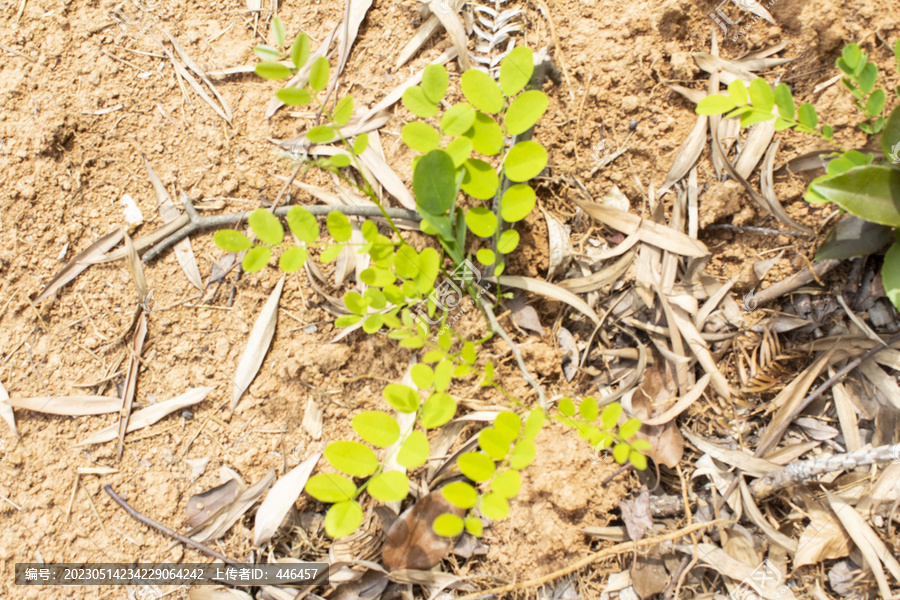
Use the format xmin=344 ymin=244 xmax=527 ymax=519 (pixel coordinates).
xmin=1 ymin=395 xmax=123 ymax=416
xmin=657 ymin=115 xmax=707 ymax=198
xmin=396 ymin=15 xmax=443 ymax=69
xmin=642 ymin=374 xmax=710 ymax=426
xmin=670 ymin=306 xmax=731 ymax=399
xmin=684 ymin=543 xmax=797 ymax=600
xmin=683 ymin=431 xmax=777 ymax=477
xmin=34 ymin=228 xmax=124 ymax=303
xmin=739 ymin=478 xmax=797 ymax=552
xmin=541 ymin=206 xmax=573 ymax=280
xmin=619 ymin=491 xmax=653 ymax=541
xmin=382 ymin=490 xmax=465 ymax=571
xmin=557 ymin=327 xmax=578 ymax=382
xmin=508 ymin=294 xmax=543 ymax=336
xmin=734 ymin=123 xmax=775 ymax=180
xmin=329 ymin=570 xmax=389 ymax=600
xmin=191 ymin=469 xmax=277 ymax=543
xmin=233 ymin=277 xmax=285 ymax=410
xmin=76 ymin=387 xmax=214 ymax=446
xmin=692 ymin=53 xmax=756 ymax=84
xmin=254 ymin=452 xmax=321 ymax=546
xmin=489 ymin=275 xmax=600 ymax=325
xmin=427 ymin=0 xmax=469 ymax=70
xmin=186 ymin=479 xmax=240 ymax=528
xmin=302 ymin=398 xmax=323 ymax=440
xmin=117 ymin=309 xmax=147 ymax=460
xmin=0 ymin=380 xmax=17 ymax=438
xmin=557 ymin=248 xmax=636 ymax=294
xmin=163 ymin=32 xmax=233 ymax=123
xmin=793 ymin=493 xmax=851 ymax=567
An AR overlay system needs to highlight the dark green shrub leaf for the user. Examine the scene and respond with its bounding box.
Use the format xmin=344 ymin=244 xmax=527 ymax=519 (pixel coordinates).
xmin=215 ymin=229 xmax=252 ymax=252
xmin=420 ymin=392 xmax=457 ymax=428
xmin=290 ymin=32 xmax=310 ymax=69
xmin=384 ymin=383 xmax=420 ymax=413
xmin=499 ymin=46 xmax=534 ymax=96
xmin=413 ymin=150 xmax=458 ymax=215
xmin=883 ymin=242 xmax=900 ymax=311
xmin=287 ymin=206 xmax=319 ymax=243
xmin=480 ymin=492 xmax=509 ymax=520
xmin=479 ymin=427 xmax=510 ymax=460
xmin=491 ymin=469 xmax=521 ymax=498
xmin=461 ymin=70 xmax=504 ymax=113
xmin=422 ymin=64 xmax=449 ymax=104
xmin=696 ymin=94 xmax=736 ymax=115
xmin=433 ymin=513 xmax=464 ymax=537
xmin=324 ymin=441 xmax=378 ymax=477
xmin=464 ymin=112 xmax=505 ymax=155
xmin=279 ymin=246 xmax=307 ymax=272
xmin=442 ymin=481 xmax=478 ymax=509
xmin=397 ymin=430 xmax=429 ymax=468
xmin=402 ymin=122 xmax=440 ymax=153
xmin=505 ymin=90 xmax=548 ymax=135
xmin=504 ymin=140 xmax=547 ymax=182
xmin=242 ymin=246 xmax=270 ymax=272
xmin=308 ymin=57 xmax=330 ymax=91
xmin=367 ymin=471 xmax=409 ymax=502
xmin=256 ymin=62 xmax=292 ymax=80
xmin=458 ymin=451 xmax=495 ymax=482
xmin=306 ymin=473 xmax=357 ymax=503
xmin=810 ymin=165 xmax=900 ymax=227
xmin=461 ymin=159 xmax=500 ymax=200
xmin=498 ymin=229 xmax=520 ymax=254
xmin=402 ymin=86 xmax=439 ymax=118
xmin=441 ymin=102 xmax=476 ymax=136
xmin=248 ymin=209 xmax=284 ymax=244
xmin=276 ymin=87 xmax=311 ymax=106
xmin=325 ymin=500 xmax=363 ymax=538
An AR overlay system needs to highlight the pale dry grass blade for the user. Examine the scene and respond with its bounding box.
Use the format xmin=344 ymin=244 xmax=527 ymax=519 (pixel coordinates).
xmin=670 ymin=306 xmax=731 ymax=399
xmin=858 ymin=360 xmax=900 ymax=410
xmin=123 ymin=233 xmax=149 ymax=300
xmin=540 ymin=206 xmax=573 ymax=280
xmin=687 ymin=167 xmax=698 ymax=239
xmin=575 ymin=199 xmax=708 ymax=257
xmin=335 ymin=0 xmax=375 ymax=78
xmin=739 ymin=478 xmax=797 ymax=552
xmin=396 ymin=15 xmax=442 ymax=69
xmin=2 ymin=395 xmax=123 ymax=416
xmin=684 ymin=543 xmax=798 ymax=600
xmin=164 ymin=32 xmax=233 ymax=123
xmin=35 ymin=228 xmax=124 ymax=303
xmin=733 ymin=120 xmax=775 ymax=180
xmin=642 ymin=374 xmax=710 ymax=426
xmin=692 ymin=53 xmax=756 ymax=84
xmin=831 ymin=380 xmax=860 ymax=452
xmin=739 ymin=40 xmax=789 ymax=59
xmin=694 ymin=275 xmax=738 ymax=330
xmin=76 ymin=386 xmax=214 ymax=446
xmin=835 ymin=293 xmax=886 ymax=348
xmin=428 ymin=0 xmax=470 ymax=70
xmin=0 ymin=380 xmax=16 ymax=438
xmin=557 ymin=248 xmax=635 ymax=294
xmin=191 ymin=469 xmax=277 ymax=543
xmin=708 ymin=30 xmax=725 ymax=178
xmin=253 ymin=452 xmax=321 ymax=546
xmin=233 ymin=277 xmax=285 ymax=410
xmin=489 ymin=275 xmax=600 ymax=324
xmin=657 ymin=115 xmax=707 ymax=198
xmin=668 ymin=85 xmax=705 ymax=105
xmin=117 ymin=310 xmax=147 ymax=460
xmin=357 ymin=146 xmax=416 ymax=210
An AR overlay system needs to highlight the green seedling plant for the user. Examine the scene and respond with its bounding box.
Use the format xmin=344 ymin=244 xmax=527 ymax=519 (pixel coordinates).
xmin=697 ymin=40 xmax=900 ymax=311
xmin=215 ymin=23 xmax=648 ymax=540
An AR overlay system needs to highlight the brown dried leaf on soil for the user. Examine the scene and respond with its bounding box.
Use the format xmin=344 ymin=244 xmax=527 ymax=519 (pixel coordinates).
xmin=186 ymin=479 xmax=240 ymax=529
xmin=190 ymin=469 xmax=277 ymax=543
xmin=382 ymin=490 xmax=464 ymax=571
xmin=33 ymin=227 xmax=124 ymax=304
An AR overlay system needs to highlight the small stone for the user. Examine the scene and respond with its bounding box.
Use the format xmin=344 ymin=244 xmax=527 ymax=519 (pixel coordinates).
xmin=621 ymin=96 xmax=640 ymax=113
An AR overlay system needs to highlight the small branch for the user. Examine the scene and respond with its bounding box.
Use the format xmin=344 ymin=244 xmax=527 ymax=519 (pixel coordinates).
xmin=483 ymin=302 xmax=546 ymax=410
xmin=752 ymin=258 xmax=841 ymax=306
xmin=103 ymin=484 xmax=243 ymax=568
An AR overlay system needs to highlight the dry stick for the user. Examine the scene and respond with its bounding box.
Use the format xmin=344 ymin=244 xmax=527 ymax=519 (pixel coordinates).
xmin=752 ymin=258 xmax=841 ymax=306
xmin=103 ymin=485 xmax=242 ymax=568
xmin=457 ymin=519 xmax=731 ymax=599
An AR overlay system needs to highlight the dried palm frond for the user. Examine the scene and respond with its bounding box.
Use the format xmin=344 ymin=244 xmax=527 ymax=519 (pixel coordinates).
xmin=465 ymin=0 xmax=524 ymax=76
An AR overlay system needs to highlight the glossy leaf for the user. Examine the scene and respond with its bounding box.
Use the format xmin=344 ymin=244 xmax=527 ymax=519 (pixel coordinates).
xmin=810 ymin=165 xmax=900 ymax=227
xmin=306 ymin=473 xmax=357 ymax=503
xmin=352 ymin=410 xmax=400 ymax=447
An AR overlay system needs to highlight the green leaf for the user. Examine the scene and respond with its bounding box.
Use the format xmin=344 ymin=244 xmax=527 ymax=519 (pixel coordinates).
xmin=421 ymin=392 xmax=457 ymax=428
xmin=308 ymin=57 xmax=330 ymax=91
xmin=882 ymin=106 xmax=900 ymax=162
xmin=248 ymin=209 xmax=284 ymax=244
xmin=748 ymin=78 xmax=774 ymax=112
xmin=612 ymin=442 xmax=630 ymax=464
xmin=324 ymin=441 xmax=378 ymax=477
xmin=422 ymin=64 xmax=449 ymax=104
xmin=434 ymin=359 xmax=453 ymax=392
xmin=480 ymin=492 xmax=509 ymax=520
xmin=253 ymin=45 xmax=282 ymax=61
xmin=414 ymin=150 xmax=458 ymax=214
xmin=883 ymin=242 xmax=900 ymax=311
xmin=865 ymin=89 xmax=885 ymax=119
xmin=277 ymin=87 xmax=312 ymax=106
xmin=433 ymin=513 xmax=464 ymax=537
xmin=842 ymin=43 xmax=861 ymax=71
xmin=601 ymin=402 xmax=622 ymax=430
xmin=773 ymin=83 xmax=794 ymax=120
xmin=307 ymin=125 xmax=336 ymax=143
xmin=465 ymin=517 xmax=483 ymax=537
xmin=364 ymin=288 xmax=387 ymax=310
xmin=491 ymin=469 xmax=521 ymax=498
xmin=320 ymin=244 xmax=343 ymax=263
xmin=858 ymin=62 xmax=877 ymax=95
xmin=524 ymin=408 xmax=544 ymax=440
xmin=215 ymin=229 xmax=252 ymax=252
xmin=352 ymin=410 xmax=401 ymax=448
xmin=242 ymin=246 xmax=270 ymax=272
xmin=287 ymin=206 xmax=319 ymax=243
xmin=481 ymin=361 xmax=494 ymax=386
xmin=411 ymin=363 xmax=435 ymax=389
xmin=333 ymin=95 xmax=354 ymax=126
xmin=256 ymin=62 xmax=293 ymax=80
xmin=367 ymin=471 xmax=409 ymax=502
xmin=498 ymin=229 xmax=520 ymax=254
xmin=290 ymin=32 xmax=310 ymax=69
xmin=810 ymin=165 xmax=900 ymax=227
xmin=325 ymin=501 xmax=363 ymax=538
xmin=476 ymin=248 xmax=496 ymax=265
xmin=360 ymin=267 xmax=395 ymax=287
xmin=464 ymin=112 xmax=505 ymax=155
xmin=442 ymin=481 xmax=478 ymax=509
xmin=618 ymin=417 xmax=641 ymax=440
xmin=461 ymin=341 xmax=477 ymax=365
xmin=630 ymin=450 xmax=648 ymax=470
xmin=727 ymin=79 xmax=748 ymax=106
xmin=402 ymin=122 xmax=440 ymax=154
xmin=797 ymin=102 xmax=818 ymax=129
xmin=461 ymin=159 xmax=500 ymax=201
xmin=696 ymin=94 xmax=736 ymax=115
xmin=579 ymin=396 xmax=599 ymax=421
xmin=510 ymin=439 xmax=536 ymax=469
xmin=479 ymin=427 xmax=510 ymax=460
xmin=773 ymin=117 xmax=794 ymax=131
xmin=343 ymin=291 xmax=368 ymax=316
xmin=441 ymin=102 xmax=477 ymax=136
xmin=306 ymin=473 xmax=357 ymax=503
xmin=402 ymin=86 xmax=439 ymax=118
xmin=384 ymin=383 xmax=420 ymax=413
xmin=505 ymin=90 xmax=548 ymax=135
xmin=334 ymin=314 xmax=361 ymax=328
xmin=397 ymin=430 xmax=429 ymax=468
xmin=815 ymin=217 xmax=894 ymax=260
xmin=558 ymin=397 xmax=575 ymax=417
xmin=279 ymin=246 xmax=308 ymax=272
xmin=504 ymin=140 xmax=547 ymax=182
xmin=740 ymin=109 xmax=776 ymax=127
xmin=271 ymin=16 xmax=286 ymax=47
xmin=461 ymin=69 xmax=505 ymax=113
xmin=325 ymin=212 xmax=352 ymax=242
xmin=445 ymin=136 xmax=474 ymax=167
xmin=353 ymin=133 xmax=369 ymax=155
xmin=499 ymin=46 xmax=534 ymax=96
xmin=458 ymin=452 xmax=495 ymax=482
xmin=494 ymin=412 xmax=520 ymax=441
xmin=500 ymin=185 xmax=536 ymax=223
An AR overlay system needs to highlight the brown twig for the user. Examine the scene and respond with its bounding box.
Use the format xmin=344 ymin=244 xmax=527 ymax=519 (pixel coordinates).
xmin=103 ymin=485 xmax=242 ymax=567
